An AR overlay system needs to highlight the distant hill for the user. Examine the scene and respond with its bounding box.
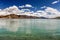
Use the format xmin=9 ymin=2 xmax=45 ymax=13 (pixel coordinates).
xmin=54 ymin=17 xmax=60 ymax=19
xmin=0 ymin=14 xmax=60 ymax=19
xmin=0 ymin=14 xmax=40 ymax=19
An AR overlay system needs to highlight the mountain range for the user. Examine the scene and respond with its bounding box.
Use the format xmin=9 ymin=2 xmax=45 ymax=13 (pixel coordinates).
xmin=0 ymin=14 xmax=59 ymax=19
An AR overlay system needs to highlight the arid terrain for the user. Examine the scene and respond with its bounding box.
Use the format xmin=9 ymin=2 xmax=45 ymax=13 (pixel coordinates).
xmin=0 ymin=14 xmax=60 ymax=19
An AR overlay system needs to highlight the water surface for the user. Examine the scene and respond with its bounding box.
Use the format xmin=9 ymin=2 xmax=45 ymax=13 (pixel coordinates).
xmin=0 ymin=19 xmax=60 ymax=40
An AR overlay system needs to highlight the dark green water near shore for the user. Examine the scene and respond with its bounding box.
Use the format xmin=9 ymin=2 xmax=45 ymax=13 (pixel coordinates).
xmin=0 ymin=19 xmax=60 ymax=40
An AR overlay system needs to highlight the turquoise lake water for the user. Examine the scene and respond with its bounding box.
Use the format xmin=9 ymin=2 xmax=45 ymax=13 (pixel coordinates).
xmin=0 ymin=19 xmax=60 ymax=35
xmin=0 ymin=19 xmax=60 ymax=40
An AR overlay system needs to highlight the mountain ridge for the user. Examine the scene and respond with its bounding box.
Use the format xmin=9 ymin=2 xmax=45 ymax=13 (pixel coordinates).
xmin=0 ymin=14 xmax=60 ymax=19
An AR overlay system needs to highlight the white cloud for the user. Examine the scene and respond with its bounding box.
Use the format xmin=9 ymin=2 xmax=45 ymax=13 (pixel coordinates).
xmin=0 ymin=5 xmax=24 ymax=15
xmin=21 ymin=9 xmax=30 ymax=12
xmin=41 ymin=6 xmax=46 ymax=9
xmin=36 ymin=7 xmax=60 ymax=18
xmin=19 ymin=5 xmax=25 ymax=8
xmin=0 ymin=5 xmax=60 ymax=18
xmin=45 ymin=7 xmax=60 ymax=18
xmin=3 ymin=5 xmax=21 ymax=15
xmin=36 ymin=10 xmax=47 ymax=17
xmin=0 ymin=5 xmax=35 ymax=16
xmin=45 ymin=7 xmax=59 ymax=14
xmin=19 ymin=4 xmax=33 ymax=8
xmin=25 ymin=4 xmax=32 ymax=7
xmin=52 ymin=0 xmax=59 ymax=4
xmin=0 ymin=11 xmax=7 ymax=15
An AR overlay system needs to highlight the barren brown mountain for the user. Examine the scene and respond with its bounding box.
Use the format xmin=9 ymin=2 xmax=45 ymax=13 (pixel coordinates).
xmin=0 ymin=14 xmax=40 ymax=19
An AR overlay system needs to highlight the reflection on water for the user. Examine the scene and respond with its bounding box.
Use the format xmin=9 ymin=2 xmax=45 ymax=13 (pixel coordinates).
xmin=0 ymin=19 xmax=60 ymax=35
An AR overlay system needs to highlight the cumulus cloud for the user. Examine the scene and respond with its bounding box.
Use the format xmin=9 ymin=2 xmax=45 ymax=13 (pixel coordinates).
xmin=0 ymin=5 xmax=60 ymax=18
xmin=36 ymin=7 xmax=60 ymax=18
xmin=19 ymin=4 xmax=33 ymax=8
xmin=0 ymin=5 xmax=35 ymax=16
xmin=52 ymin=0 xmax=59 ymax=4
xmin=45 ymin=7 xmax=60 ymax=18
xmin=36 ymin=10 xmax=47 ymax=17
xmin=0 ymin=5 xmax=25 ymax=15
xmin=3 ymin=5 xmax=20 ymax=14
xmin=45 ymin=7 xmax=59 ymax=14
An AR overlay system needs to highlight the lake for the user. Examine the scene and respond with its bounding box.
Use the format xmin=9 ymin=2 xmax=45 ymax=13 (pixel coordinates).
xmin=0 ymin=19 xmax=60 ymax=40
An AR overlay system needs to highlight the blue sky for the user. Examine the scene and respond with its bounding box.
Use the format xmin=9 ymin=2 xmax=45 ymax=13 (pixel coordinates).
xmin=0 ymin=0 xmax=60 ymax=18
xmin=0 ymin=0 xmax=60 ymax=11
